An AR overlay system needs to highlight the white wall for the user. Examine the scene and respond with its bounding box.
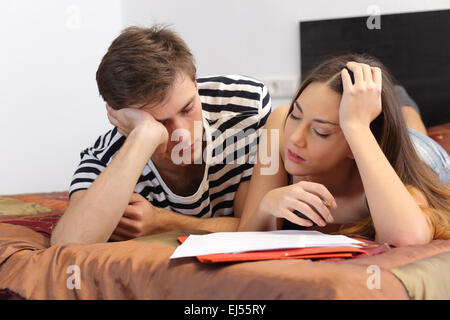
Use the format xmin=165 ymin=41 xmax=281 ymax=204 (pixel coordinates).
xmin=0 ymin=0 xmax=122 ymax=194
xmin=122 ymin=0 xmax=450 ymax=107
xmin=1 ymin=0 xmax=449 ymax=194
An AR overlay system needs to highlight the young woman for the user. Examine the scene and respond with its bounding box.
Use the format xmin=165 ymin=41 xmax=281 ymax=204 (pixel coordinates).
xmin=238 ymin=54 xmax=450 ymax=247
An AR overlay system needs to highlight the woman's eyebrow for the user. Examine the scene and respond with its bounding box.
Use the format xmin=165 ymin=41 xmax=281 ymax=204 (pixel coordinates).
xmin=294 ymin=101 xmax=339 ymax=126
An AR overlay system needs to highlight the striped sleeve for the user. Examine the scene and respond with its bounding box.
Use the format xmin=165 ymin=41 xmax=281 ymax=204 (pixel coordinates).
xmin=69 ymin=127 xmax=124 ymax=198
xmin=258 ymin=83 xmax=272 ymax=129
xmin=243 ymin=81 xmax=272 ymax=179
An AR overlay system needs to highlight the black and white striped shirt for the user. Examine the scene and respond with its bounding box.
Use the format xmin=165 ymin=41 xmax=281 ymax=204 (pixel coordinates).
xmin=69 ymin=75 xmax=271 ymax=217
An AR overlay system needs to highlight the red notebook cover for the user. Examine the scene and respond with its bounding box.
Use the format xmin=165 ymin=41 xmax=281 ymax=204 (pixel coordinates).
xmin=177 ymin=236 xmax=372 ymax=263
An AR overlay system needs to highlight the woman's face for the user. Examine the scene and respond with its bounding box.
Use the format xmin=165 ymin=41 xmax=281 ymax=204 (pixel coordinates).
xmin=283 ymin=81 xmax=353 ymax=177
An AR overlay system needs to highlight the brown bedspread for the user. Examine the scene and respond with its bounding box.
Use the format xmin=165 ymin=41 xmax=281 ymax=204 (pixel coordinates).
xmin=0 ymin=192 xmax=449 ymax=300
xmin=2 ymin=119 xmax=450 ymax=302
xmin=1 ymin=219 xmax=449 ymax=300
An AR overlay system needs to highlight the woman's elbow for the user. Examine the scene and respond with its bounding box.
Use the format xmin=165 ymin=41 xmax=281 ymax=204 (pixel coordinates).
xmin=382 ymin=229 xmax=432 ymax=247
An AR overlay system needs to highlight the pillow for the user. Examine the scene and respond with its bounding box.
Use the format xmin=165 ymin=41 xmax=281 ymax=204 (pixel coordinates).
xmin=427 ymin=122 xmax=450 ymax=155
xmin=0 ymin=197 xmax=52 ymax=216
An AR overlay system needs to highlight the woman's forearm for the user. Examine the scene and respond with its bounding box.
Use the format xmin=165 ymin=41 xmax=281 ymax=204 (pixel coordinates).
xmin=342 ymin=125 xmax=431 ymax=246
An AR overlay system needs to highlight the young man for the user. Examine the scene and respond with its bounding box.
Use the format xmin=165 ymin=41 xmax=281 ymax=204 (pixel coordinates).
xmin=50 ymin=25 xmax=271 ymax=245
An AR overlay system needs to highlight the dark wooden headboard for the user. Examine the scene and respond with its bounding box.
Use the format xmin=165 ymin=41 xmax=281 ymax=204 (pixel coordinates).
xmin=300 ymin=9 xmax=450 ymax=127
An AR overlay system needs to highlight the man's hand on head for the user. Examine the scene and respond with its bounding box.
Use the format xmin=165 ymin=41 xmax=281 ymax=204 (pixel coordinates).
xmin=106 ymin=103 xmax=169 ymax=156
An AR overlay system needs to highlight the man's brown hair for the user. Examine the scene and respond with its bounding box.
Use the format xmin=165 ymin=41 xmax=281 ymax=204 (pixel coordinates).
xmin=96 ymin=25 xmax=197 ymax=110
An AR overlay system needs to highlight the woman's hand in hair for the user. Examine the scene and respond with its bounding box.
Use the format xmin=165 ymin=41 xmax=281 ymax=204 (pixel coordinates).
xmin=258 ymin=181 xmax=337 ymax=227
xmin=339 ymin=61 xmax=382 ymax=132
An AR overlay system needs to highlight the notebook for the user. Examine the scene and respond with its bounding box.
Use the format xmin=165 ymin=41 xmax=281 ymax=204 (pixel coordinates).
xmin=170 ymin=230 xmax=379 ymax=263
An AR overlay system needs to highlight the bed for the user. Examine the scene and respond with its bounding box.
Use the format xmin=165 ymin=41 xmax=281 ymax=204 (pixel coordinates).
xmin=0 ymin=123 xmax=449 ymax=300
xmin=1 ymin=9 xmax=450 ymax=300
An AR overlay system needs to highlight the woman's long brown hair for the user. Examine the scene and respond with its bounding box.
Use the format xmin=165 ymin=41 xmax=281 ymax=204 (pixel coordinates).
xmin=287 ymin=53 xmax=450 ymax=240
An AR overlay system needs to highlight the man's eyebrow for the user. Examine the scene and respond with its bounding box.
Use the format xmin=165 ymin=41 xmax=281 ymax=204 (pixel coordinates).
xmin=294 ymin=101 xmax=338 ymax=126
xmin=156 ymin=95 xmax=196 ymax=122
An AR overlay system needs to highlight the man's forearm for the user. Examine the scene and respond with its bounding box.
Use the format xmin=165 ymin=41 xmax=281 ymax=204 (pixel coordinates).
xmin=51 ymin=127 xmax=159 ymax=245
xmin=152 ymin=207 xmax=240 ymax=233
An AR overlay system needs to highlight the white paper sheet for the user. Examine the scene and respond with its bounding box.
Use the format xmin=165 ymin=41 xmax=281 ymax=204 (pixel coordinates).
xmin=170 ymin=230 xmax=365 ymax=259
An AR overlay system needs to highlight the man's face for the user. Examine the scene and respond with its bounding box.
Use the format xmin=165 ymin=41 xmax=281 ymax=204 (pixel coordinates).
xmin=131 ymin=72 xmax=203 ymax=165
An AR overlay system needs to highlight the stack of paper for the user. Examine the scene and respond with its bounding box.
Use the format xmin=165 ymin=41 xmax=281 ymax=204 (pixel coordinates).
xmin=170 ymin=230 xmax=365 ymax=259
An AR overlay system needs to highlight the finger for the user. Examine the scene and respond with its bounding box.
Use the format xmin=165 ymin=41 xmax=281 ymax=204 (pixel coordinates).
xmin=116 ymin=127 xmax=127 ymax=137
xmin=341 ymin=68 xmax=353 ymax=89
xmin=106 ymin=103 xmax=118 ymax=119
xmin=122 ymin=205 xmax=141 ymax=219
xmin=280 ymin=208 xmax=314 ymax=227
xmin=372 ymin=67 xmax=382 ymax=91
xmin=107 ymin=112 xmax=119 ymax=127
xmin=292 ymin=191 xmax=333 ymax=223
xmin=112 ymin=225 xmax=136 ymax=239
xmin=106 ymin=103 xmax=115 ymax=114
xmin=296 ymin=181 xmax=337 ymax=209
xmin=117 ymin=216 xmax=140 ymax=233
xmin=360 ymin=63 xmax=373 ymax=83
xmin=287 ymin=198 xmax=327 ymax=226
xmin=109 ymin=233 xmax=128 ymax=242
xmin=129 ymin=192 xmax=145 ymax=204
xmin=346 ymin=62 xmax=364 ymax=85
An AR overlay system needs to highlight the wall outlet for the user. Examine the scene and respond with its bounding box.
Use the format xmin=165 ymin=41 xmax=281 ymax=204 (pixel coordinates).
xmin=260 ymin=76 xmax=299 ymax=99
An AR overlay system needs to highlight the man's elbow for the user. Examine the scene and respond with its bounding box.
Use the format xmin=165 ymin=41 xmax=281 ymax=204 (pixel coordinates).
xmin=49 ymin=224 xmax=98 ymax=247
xmin=50 ymin=234 xmax=67 ymax=247
xmin=50 ymin=233 xmax=100 ymax=247
xmin=50 ymin=227 xmax=73 ymax=247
